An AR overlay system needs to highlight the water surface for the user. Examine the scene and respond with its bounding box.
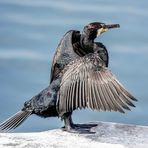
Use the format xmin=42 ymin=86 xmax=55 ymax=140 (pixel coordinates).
xmin=0 ymin=0 xmax=148 ymax=132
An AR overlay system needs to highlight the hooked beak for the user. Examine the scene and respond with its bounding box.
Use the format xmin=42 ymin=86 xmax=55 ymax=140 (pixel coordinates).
xmin=105 ymin=24 xmax=120 ymax=29
xmin=97 ymin=24 xmax=120 ymax=36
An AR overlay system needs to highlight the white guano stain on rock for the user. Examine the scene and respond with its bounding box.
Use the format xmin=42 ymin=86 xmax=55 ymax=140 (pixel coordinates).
xmin=0 ymin=121 xmax=148 ymax=148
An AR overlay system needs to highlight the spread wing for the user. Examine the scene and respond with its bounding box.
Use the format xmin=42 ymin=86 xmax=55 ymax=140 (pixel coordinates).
xmin=50 ymin=30 xmax=80 ymax=83
xmin=57 ymin=54 xmax=137 ymax=116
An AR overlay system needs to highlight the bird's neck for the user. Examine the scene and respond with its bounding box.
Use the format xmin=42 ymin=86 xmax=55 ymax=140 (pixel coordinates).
xmin=72 ymin=32 xmax=95 ymax=56
xmin=80 ymin=34 xmax=94 ymax=51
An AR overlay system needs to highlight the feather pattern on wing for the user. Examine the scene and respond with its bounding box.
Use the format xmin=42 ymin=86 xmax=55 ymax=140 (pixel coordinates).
xmin=57 ymin=53 xmax=137 ymax=116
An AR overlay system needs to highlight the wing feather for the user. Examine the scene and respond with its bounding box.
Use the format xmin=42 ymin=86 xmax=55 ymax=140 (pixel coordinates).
xmin=57 ymin=54 xmax=137 ymax=116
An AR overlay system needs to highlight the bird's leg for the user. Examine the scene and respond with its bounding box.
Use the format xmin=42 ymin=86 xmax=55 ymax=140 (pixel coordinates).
xmin=62 ymin=113 xmax=97 ymax=133
xmin=62 ymin=112 xmax=76 ymax=132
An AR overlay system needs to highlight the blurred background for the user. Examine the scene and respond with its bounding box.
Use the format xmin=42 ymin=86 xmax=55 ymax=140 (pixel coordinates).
xmin=0 ymin=0 xmax=148 ymax=132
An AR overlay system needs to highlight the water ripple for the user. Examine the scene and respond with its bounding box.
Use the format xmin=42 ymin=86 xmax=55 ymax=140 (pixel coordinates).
xmin=1 ymin=0 xmax=148 ymax=16
xmin=0 ymin=49 xmax=50 ymax=61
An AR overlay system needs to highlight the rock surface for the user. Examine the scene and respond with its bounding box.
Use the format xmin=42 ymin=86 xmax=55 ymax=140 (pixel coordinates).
xmin=0 ymin=121 xmax=148 ymax=148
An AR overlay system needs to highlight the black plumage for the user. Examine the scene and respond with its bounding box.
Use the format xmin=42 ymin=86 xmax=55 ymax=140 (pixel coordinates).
xmin=0 ymin=22 xmax=137 ymax=132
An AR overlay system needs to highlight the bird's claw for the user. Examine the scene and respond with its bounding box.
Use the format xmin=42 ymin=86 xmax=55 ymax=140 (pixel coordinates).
xmin=61 ymin=123 xmax=97 ymax=134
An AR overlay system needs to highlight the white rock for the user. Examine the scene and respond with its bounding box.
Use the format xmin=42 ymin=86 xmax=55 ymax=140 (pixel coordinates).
xmin=0 ymin=121 xmax=148 ymax=148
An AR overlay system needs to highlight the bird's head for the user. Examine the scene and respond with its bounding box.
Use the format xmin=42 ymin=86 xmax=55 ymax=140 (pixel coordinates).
xmin=82 ymin=22 xmax=120 ymax=40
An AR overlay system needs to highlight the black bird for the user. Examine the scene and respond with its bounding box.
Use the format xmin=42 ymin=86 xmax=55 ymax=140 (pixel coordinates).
xmin=0 ymin=22 xmax=137 ymax=133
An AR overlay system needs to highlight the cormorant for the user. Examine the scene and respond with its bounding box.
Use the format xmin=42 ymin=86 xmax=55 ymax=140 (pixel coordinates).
xmin=0 ymin=22 xmax=137 ymax=133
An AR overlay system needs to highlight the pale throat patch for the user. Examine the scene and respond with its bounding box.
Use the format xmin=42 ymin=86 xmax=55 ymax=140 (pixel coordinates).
xmin=97 ymin=28 xmax=108 ymax=36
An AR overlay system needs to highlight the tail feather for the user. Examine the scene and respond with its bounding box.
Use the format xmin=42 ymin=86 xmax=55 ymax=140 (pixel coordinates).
xmin=0 ymin=111 xmax=25 ymax=130
xmin=0 ymin=110 xmax=32 ymax=132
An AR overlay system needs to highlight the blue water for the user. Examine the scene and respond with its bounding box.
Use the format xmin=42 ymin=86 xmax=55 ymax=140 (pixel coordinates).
xmin=0 ymin=0 xmax=148 ymax=132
